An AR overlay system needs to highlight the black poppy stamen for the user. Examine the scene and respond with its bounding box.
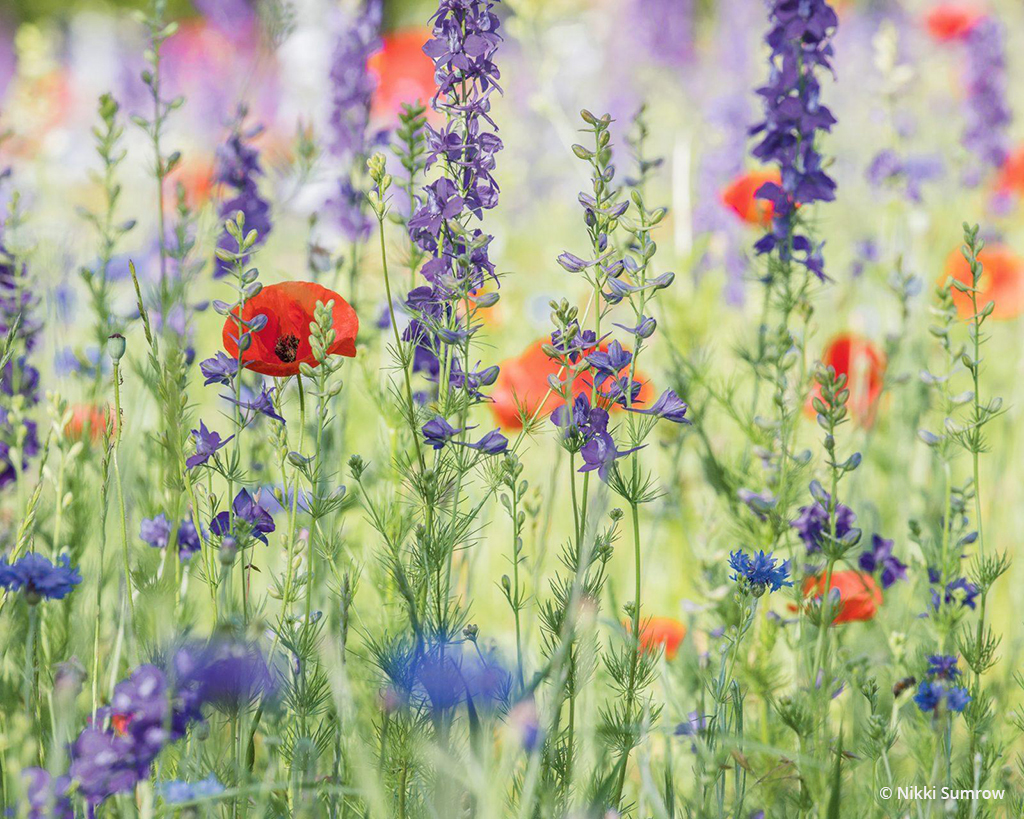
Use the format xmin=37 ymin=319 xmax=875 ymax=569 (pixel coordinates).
xmin=274 ymin=334 xmax=300 ymax=363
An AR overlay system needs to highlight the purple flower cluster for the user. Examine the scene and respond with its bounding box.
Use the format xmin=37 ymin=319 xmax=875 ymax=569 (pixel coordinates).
xmin=551 ymin=393 xmax=642 ymax=482
xmin=69 ymin=637 xmax=274 ymax=806
xmin=421 ymin=416 xmax=508 ymax=454
xmin=0 ymin=552 xmax=81 ymax=602
xmin=792 ymin=488 xmax=856 ymax=555
xmin=750 ymin=0 xmax=838 ymax=280
xmin=139 ymin=514 xmax=205 ymax=561
xmin=213 ymin=116 xmax=272 ymax=278
xmin=0 ymin=174 xmax=41 ymax=489
xmin=21 ymin=768 xmax=73 ymax=819
xmin=210 ymin=488 xmax=276 ymax=546
xmin=960 ymin=18 xmax=1011 ymax=185
xmin=865 ymin=150 xmax=944 ymax=202
xmin=858 ymin=534 xmax=906 ymax=589
xmin=404 ymin=0 xmax=503 ymax=401
xmin=327 ymin=0 xmax=387 ymax=242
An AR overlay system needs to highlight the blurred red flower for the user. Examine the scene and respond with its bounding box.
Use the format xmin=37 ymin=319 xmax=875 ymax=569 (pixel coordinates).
xmin=66 ymin=404 xmax=114 ymax=443
xmin=924 ymin=4 xmax=983 ymax=41
xmin=222 ymin=282 xmax=358 ymax=378
xmin=489 ymin=339 xmax=652 ymax=430
xmin=807 ymin=334 xmax=886 ymax=426
xmin=368 ymin=28 xmax=436 ymax=119
xmin=721 ymin=169 xmax=781 ymax=227
xmin=943 ymin=243 xmax=1024 ymax=320
xmin=629 ymin=617 xmax=687 ymax=660
xmin=803 ymin=571 xmax=882 ymax=624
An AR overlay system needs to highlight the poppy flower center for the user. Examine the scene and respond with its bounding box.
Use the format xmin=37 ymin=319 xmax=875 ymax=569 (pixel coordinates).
xmin=274 ymin=334 xmax=301 ymax=363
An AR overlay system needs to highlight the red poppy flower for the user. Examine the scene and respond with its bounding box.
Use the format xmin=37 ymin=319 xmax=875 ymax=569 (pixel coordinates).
xmin=806 ymin=334 xmax=886 ymax=426
xmin=943 ymin=244 xmax=1024 ymax=320
xmin=721 ymin=169 xmax=782 ymax=227
xmin=222 ymin=282 xmax=358 ymax=377
xmin=65 ymin=404 xmax=114 ymax=443
xmin=489 ymin=339 xmax=653 ymax=430
xmin=627 ymin=616 xmax=687 ymax=660
xmin=368 ymin=28 xmax=436 ymax=120
xmin=994 ymin=144 xmax=1024 ymax=199
xmin=803 ymin=571 xmax=882 ymax=624
xmin=924 ymin=4 xmax=983 ymax=41
xmin=167 ymin=157 xmax=215 ymax=211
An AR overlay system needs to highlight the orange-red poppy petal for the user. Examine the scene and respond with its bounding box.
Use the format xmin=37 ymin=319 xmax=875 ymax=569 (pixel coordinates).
xmin=943 ymin=244 xmax=1024 ymax=321
xmin=803 ymin=571 xmax=882 ymax=624
xmin=222 ymin=282 xmax=358 ymax=377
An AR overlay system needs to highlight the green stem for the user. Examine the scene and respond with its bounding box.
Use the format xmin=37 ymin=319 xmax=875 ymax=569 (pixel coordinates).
xmin=112 ymin=361 xmax=135 ymax=625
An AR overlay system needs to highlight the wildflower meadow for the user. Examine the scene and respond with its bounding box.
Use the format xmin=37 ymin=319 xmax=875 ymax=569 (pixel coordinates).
xmin=2 ymin=0 xmax=1024 ymax=816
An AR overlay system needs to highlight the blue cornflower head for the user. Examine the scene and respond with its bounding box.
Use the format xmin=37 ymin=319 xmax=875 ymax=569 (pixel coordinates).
xmin=159 ymin=774 xmax=225 ymax=804
xmin=946 ymin=687 xmax=972 ymax=713
xmin=210 ymin=489 xmax=276 ymax=545
xmin=0 ymin=553 xmax=82 ymax=602
xmin=187 ymin=421 xmax=234 ymax=469
xmin=858 ymin=534 xmax=907 ymax=589
xmin=199 ymin=352 xmax=238 ymax=387
xmin=913 ymin=679 xmax=943 ymax=712
xmin=140 ymin=514 xmax=173 ymax=550
xmin=627 ymin=388 xmax=690 ymax=424
xmin=728 ymin=549 xmax=792 ymax=596
xmin=926 ymin=654 xmax=961 ymax=680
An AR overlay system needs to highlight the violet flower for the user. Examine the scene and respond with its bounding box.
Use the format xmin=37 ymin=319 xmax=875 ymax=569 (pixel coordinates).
xmin=750 ymin=0 xmax=839 ymax=281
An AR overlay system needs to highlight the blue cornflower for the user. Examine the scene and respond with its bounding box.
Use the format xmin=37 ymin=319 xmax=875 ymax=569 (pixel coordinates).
xmin=946 ymin=687 xmax=972 ymax=713
xmin=927 ymin=654 xmax=961 ymax=680
xmin=199 ymin=352 xmax=238 ymax=386
xmin=0 ymin=553 xmax=82 ymax=602
xmin=728 ymin=549 xmax=792 ymax=595
xmin=913 ymin=679 xmax=943 ymax=712
xmin=210 ymin=489 xmax=276 ymax=545
xmin=186 ymin=422 xmax=234 ymax=469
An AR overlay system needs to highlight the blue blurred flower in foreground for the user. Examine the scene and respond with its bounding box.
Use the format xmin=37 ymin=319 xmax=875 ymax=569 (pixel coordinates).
xmin=0 ymin=553 xmax=82 ymax=602
xmin=159 ymin=774 xmax=225 ymax=804
xmin=22 ymin=767 xmax=73 ymax=819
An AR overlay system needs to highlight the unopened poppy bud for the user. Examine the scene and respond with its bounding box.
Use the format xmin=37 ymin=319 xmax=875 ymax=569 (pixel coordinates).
xmin=107 ymin=333 xmax=127 ymax=362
